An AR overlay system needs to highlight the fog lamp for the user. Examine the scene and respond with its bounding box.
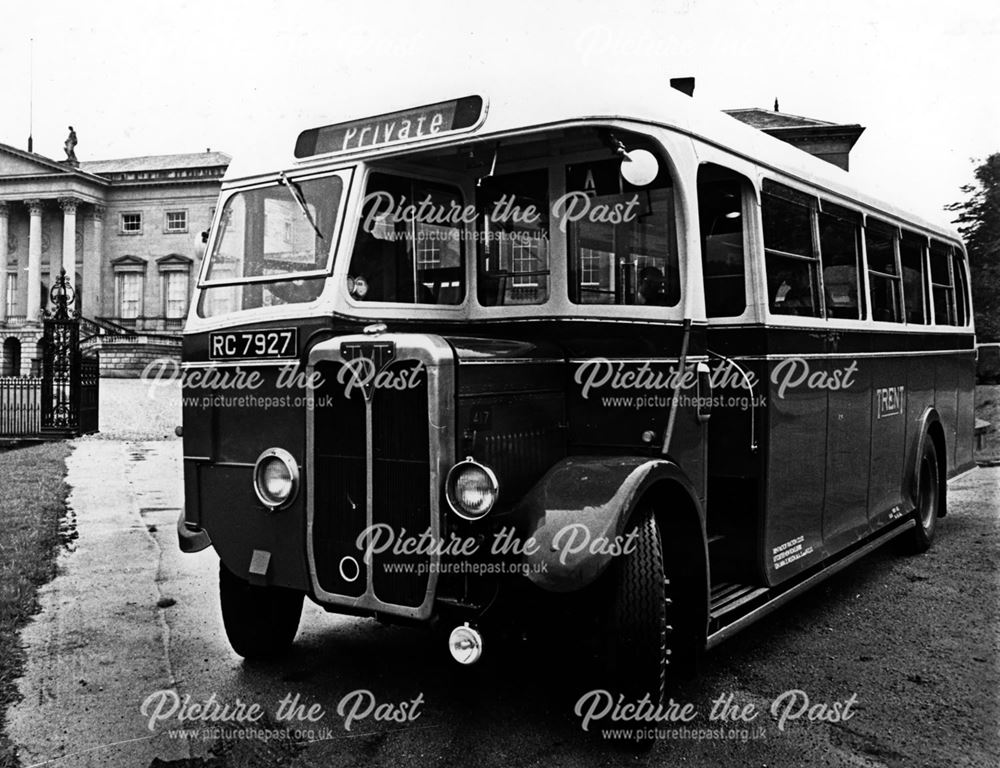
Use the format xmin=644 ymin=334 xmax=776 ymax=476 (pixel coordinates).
xmin=445 ymin=458 xmax=498 ymax=520
xmin=448 ymin=623 xmax=484 ymax=665
xmin=253 ymin=448 xmax=299 ymax=510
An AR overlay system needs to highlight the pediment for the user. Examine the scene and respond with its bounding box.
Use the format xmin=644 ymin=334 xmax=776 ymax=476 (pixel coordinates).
xmin=0 ymin=144 xmax=74 ymax=177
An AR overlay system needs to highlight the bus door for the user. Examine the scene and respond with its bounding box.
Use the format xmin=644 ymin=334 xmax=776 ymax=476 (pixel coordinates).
xmin=819 ymin=203 xmax=871 ymax=552
xmin=865 ymin=221 xmax=912 ymax=527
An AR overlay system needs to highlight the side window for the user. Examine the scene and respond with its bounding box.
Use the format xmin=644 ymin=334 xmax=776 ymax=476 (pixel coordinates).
xmin=477 ymin=169 xmax=550 ymax=307
xmin=565 ymin=157 xmax=678 ymax=307
xmin=865 ymin=219 xmax=903 ymax=323
xmin=818 ymin=202 xmax=863 ymax=320
xmin=952 ymin=249 xmax=969 ymax=326
xmin=899 ymin=231 xmax=928 ymax=324
xmin=762 ymin=181 xmax=820 ymax=317
xmin=929 ymin=240 xmax=956 ymax=325
xmin=350 ymin=173 xmax=465 ymax=305
xmin=697 ymin=164 xmax=747 ymax=318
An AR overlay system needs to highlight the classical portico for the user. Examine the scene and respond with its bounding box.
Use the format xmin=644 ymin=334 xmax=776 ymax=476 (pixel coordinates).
xmin=1 ymin=138 xmax=229 ymax=376
xmin=1 ymin=196 xmax=104 ymax=322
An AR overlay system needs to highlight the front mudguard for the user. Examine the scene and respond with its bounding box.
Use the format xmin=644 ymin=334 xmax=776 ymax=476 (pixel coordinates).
xmin=508 ymin=456 xmax=702 ymax=593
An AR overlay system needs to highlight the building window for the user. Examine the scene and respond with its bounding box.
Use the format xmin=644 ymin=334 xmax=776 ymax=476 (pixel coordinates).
xmin=163 ymin=271 xmax=189 ymax=318
xmin=120 ymin=212 xmax=143 ymax=234
xmin=116 ymin=273 xmax=143 ymax=318
xmin=165 ymin=210 xmax=188 ymax=233
xmin=157 ymin=254 xmax=193 ymax=320
xmin=4 ymin=273 xmax=16 ymax=317
xmin=111 ymin=256 xmax=147 ymax=319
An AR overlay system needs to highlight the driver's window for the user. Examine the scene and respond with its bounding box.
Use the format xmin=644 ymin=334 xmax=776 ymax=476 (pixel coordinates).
xmin=347 ymin=173 xmax=465 ymax=304
xmin=476 ymin=169 xmax=550 ymax=306
xmin=565 ymin=158 xmax=678 ymax=306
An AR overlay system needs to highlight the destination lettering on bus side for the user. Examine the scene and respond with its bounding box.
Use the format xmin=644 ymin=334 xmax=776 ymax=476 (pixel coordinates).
xmin=875 ymin=385 xmax=905 ymax=419
xmin=209 ymin=328 xmax=298 ymax=360
xmin=294 ymin=95 xmax=485 ymax=158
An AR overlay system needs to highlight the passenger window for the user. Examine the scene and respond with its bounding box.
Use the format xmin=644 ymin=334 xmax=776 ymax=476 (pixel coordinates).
xmin=818 ymin=202 xmax=863 ymax=320
xmin=865 ymin=219 xmax=903 ymax=322
xmin=348 ymin=173 xmax=465 ymax=304
xmin=698 ymin=164 xmax=747 ymax=317
xmin=953 ymin=250 xmax=969 ymax=326
xmin=929 ymin=241 xmax=956 ymax=325
xmin=566 ymin=158 xmax=679 ymax=307
xmin=477 ymin=169 xmax=549 ymax=306
xmin=762 ymin=182 xmax=820 ymax=317
xmin=899 ymin=231 xmax=927 ymax=324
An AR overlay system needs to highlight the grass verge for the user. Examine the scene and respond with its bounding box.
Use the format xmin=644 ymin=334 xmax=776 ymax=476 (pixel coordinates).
xmin=0 ymin=442 xmax=72 ymax=768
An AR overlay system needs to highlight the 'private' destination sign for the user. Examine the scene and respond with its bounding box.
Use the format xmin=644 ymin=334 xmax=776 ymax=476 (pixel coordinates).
xmin=294 ymin=95 xmax=486 ymax=158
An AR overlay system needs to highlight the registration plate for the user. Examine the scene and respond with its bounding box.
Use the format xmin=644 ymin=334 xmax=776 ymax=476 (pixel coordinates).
xmin=209 ymin=328 xmax=298 ymax=360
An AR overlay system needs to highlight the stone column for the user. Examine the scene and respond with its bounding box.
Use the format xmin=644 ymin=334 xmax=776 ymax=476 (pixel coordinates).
xmin=83 ymin=205 xmax=104 ymax=318
xmin=0 ymin=201 xmax=8 ymax=322
xmin=25 ymin=199 xmax=43 ymax=321
xmin=59 ymin=198 xmax=78 ymax=293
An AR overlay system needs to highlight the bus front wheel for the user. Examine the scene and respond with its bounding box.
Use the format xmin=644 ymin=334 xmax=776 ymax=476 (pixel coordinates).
xmin=604 ymin=509 xmax=673 ymax=707
xmin=903 ymin=439 xmax=941 ymax=554
xmin=219 ymin=561 xmax=303 ymax=659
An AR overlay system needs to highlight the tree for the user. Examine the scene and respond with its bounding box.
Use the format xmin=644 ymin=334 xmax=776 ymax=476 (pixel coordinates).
xmin=947 ymin=154 xmax=1000 ymax=341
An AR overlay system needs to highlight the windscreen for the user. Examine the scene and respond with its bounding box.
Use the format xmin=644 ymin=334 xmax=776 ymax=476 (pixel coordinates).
xmin=198 ymin=174 xmax=344 ymax=317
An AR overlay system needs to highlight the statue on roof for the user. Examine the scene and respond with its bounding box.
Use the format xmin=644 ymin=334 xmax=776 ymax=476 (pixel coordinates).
xmin=64 ymin=126 xmax=78 ymax=166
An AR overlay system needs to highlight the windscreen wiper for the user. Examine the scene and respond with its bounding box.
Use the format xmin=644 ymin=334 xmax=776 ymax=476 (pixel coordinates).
xmin=279 ymin=171 xmax=324 ymax=239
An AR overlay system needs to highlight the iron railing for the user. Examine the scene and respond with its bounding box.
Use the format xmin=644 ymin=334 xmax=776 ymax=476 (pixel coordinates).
xmin=0 ymin=376 xmax=41 ymax=436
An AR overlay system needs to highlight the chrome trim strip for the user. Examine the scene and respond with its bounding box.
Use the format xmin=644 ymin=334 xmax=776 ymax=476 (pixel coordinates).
xmin=566 ymin=356 xmax=710 ymax=364
xmin=723 ymin=350 xmax=975 ymax=361
xmin=305 ymin=333 xmax=455 ymax=621
xmin=182 ymin=360 xmax=299 ymax=370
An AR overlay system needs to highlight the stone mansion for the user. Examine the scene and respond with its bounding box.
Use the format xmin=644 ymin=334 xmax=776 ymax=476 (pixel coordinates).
xmin=0 ymin=141 xmax=229 ymax=376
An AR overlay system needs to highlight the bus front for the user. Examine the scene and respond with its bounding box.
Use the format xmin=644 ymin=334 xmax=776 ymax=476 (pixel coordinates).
xmin=179 ymin=95 xmax=710 ymax=697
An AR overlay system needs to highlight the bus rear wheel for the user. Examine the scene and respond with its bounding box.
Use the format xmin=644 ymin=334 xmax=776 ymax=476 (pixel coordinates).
xmin=219 ymin=561 xmax=303 ymax=659
xmin=604 ymin=509 xmax=673 ymax=707
xmin=903 ymin=439 xmax=941 ymax=554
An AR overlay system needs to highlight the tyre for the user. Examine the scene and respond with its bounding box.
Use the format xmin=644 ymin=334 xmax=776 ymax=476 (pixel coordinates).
xmin=219 ymin=561 xmax=304 ymax=659
xmin=902 ymin=439 xmax=941 ymax=554
xmin=604 ymin=509 xmax=673 ymax=705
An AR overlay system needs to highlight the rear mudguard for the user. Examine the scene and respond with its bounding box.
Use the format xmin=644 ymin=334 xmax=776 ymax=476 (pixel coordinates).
xmin=509 ymin=456 xmax=703 ymax=593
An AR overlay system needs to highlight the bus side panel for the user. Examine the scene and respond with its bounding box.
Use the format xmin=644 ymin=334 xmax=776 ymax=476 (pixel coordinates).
xmin=763 ymin=356 xmax=827 ymax=585
xmin=824 ymin=354 xmax=872 ymax=552
xmin=935 ymin=351 xmax=959 ymax=473
xmin=954 ymin=350 xmax=976 ymax=475
xmin=868 ymin=349 xmax=907 ymax=528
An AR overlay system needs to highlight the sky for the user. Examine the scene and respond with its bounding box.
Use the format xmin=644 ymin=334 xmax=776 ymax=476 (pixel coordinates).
xmin=1 ymin=0 xmax=998 ymax=227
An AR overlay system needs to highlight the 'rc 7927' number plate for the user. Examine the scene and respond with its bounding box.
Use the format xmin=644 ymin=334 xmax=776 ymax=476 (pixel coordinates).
xmin=209 ymin=328 xmax=298 ymax=360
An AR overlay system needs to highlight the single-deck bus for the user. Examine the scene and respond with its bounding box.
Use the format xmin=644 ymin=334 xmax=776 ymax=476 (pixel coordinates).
xmin=179 ymin=84 xmax=975 ymax=701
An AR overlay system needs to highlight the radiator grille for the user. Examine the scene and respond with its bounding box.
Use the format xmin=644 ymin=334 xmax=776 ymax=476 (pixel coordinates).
xmin=312 ymin=359 xmax=431 ymax=607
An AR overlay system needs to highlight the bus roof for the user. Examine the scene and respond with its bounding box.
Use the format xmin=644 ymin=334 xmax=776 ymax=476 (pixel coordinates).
xmin=224 ymin=81 xmax=961 ymax=242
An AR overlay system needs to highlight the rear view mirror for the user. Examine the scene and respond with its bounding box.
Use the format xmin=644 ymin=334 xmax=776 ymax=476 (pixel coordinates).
xmin=620 ymin=149 xmax=659 ymax=187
